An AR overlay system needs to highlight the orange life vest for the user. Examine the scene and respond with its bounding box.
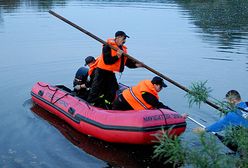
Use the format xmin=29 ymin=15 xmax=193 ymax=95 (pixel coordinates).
xmin=122 ymin=80 xmax=159 ymax=110
xmin=88 ymin=57 xmax=99 ymax=76
xmin=97 ymin=38 xmax=128 ymax=72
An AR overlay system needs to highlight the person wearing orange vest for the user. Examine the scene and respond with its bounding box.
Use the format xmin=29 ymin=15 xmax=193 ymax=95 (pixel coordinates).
xmin=73 ymin=56 xmax=97 ymax=99
xmin=87 ymin=31 xmax=141 ymax=109
xmin=112 ymin=76 xmax=172 ymax=110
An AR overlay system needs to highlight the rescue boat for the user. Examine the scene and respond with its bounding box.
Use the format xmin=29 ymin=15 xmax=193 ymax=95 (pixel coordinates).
xmin=31 ymin=82 xmax=187 ymax=144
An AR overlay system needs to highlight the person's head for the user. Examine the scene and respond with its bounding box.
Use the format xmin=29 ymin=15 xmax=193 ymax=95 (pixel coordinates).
xmin=115 ymin=31 xmax=129 ymax=46
xmin=225 ymin=90 xmax=241 ymax=105
xmin=151 ymin=76 xmax=167 ymax=92
xmin=84 ymin=56 xmax=96 ymax=67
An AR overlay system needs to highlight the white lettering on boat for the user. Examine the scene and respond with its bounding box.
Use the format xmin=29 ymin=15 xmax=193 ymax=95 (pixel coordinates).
xmin=143 ymin=114 xmax=181 ymax=122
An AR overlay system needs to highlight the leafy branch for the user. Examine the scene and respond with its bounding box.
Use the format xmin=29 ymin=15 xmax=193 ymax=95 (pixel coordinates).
xmin=185 ymin=80 xmax=212 ymax=108
xmin=152 ymin=128 xmax=185 ymax=167
xmin=185 ymin=81 xmax=236 ymax=114
xmin=153 ymin=129 xmax=239 ymax=168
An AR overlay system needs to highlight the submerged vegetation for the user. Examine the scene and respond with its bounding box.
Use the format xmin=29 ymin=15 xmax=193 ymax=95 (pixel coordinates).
xmin=153 ymin=127 xmax=248 ymax=167
xmin=154 ymin=81 xmax=248 ymax=167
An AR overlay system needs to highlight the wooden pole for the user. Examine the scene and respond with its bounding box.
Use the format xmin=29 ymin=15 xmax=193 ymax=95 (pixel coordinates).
xmin=48 ymin=10 xmax=222 ymax=112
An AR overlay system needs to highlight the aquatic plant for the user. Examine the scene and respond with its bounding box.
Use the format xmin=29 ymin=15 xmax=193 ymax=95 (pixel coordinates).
xmin=185 ymin=80 xmax=212 ymax=108
xmin=185 ymin=81 xmax=237 ymax=115
xmin=224 ymin=127 xmax=248 ymax=167
xmin=153 ymin=130 xmax=238 ymax=168
xmin=152 ymin=128 xmax=185 ymax=167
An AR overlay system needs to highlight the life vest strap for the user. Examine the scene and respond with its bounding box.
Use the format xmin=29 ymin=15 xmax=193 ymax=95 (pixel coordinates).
xmin=129 ymin=88 xmax=148 ymax=110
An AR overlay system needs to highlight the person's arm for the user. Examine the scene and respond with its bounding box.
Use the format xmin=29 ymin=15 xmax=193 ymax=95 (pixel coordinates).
xmin=206 ymin=111 xmax=248 ymax=132
xmin=125 ymin=58 xmax=138 ymax=68
xmin=73 ymin=79 xmax=80 ymax=87
xmin=102 ymin=45 xmax=119 ymax=64
xmin=125 ymin=58 xmax=143 ymax=68
xmin=205 ymin=114 xmax=231 ymax=132
xmin=141 ymin=92 xmax=172 ymax=110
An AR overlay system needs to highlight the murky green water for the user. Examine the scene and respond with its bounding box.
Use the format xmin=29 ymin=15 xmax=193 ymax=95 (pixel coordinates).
xmin=0 ymin=0 xmax=248 ymax=167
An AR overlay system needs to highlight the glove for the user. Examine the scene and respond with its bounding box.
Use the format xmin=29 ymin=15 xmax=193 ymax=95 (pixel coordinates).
xmin=74 ymin=85 xmax=81 ymax=90
xmin=117 ymin=49 xmax=123 ymax=58
xmin=193 ymin=127 xmax=205 ymax=134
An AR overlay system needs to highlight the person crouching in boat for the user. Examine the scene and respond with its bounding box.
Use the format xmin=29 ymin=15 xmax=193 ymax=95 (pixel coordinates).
xmin=84 ymin=56 xmax=98 ymax=89
xmin=194 ymin=90 xmax=248 ymax=151
xmin=194 ymin=90 xmax=248 ymax=133
xmin=112 ymin=76 xmax=172 ymax=111
xmin=73 ymin=56 xmax=97 ymax=99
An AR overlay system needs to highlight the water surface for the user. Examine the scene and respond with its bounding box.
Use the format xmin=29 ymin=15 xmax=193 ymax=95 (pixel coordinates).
xmin=0 ymin=0 xmax=248 ymax=167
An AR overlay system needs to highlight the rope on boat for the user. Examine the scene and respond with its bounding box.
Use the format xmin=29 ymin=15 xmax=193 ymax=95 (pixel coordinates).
xmin=52 ymin=93 xmax=69 ymax=105
xmin=157 ymin=108 xmax=168 ymax=126
xmin=37 ymin=82 xmax=69 ymax=104
xmin=37 ymin=82 xmax=57 ymax=91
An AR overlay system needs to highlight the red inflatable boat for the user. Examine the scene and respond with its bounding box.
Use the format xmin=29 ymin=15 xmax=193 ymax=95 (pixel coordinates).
xmin=31 ymin=82 xmax=187 ymax=144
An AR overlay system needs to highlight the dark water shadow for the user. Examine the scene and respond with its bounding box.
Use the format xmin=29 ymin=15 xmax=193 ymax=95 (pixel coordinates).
xmin=202 ymin=57 xmax=233 ymax=61
xmin=0 ymin=0 xmax=170 ymax=12
xmin=176 ymin=0 xmax=248 ymax=54
xmin=0 ymin=0 xmax=67 ymax=11
xmin=1 ymin=0 xmax=248 ymax=55
xmin=29 ymin=103 xmax=174 ymax=168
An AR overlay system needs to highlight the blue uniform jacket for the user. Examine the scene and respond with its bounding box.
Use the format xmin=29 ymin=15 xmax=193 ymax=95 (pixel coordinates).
xmin=206 ymin=102 xmax=248 ymax=132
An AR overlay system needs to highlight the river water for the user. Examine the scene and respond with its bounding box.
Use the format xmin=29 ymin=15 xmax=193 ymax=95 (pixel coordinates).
xmin=0 ymin=0 xmax=248 ymax=167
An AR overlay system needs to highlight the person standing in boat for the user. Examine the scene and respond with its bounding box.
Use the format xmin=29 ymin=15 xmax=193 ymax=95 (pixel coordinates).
xmin=112 ymin=76 xmax=173 ymax=111
xmin=73 ymin=56 xmax=97 ymax=99
xmin=87 ymin=31 xmax=142 ymax=109
xmin=194 ymin=90 xmax=248 ymax=133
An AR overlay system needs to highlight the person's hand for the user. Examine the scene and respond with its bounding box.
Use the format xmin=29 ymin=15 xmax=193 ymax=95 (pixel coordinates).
xmin=181 ymin=113 xmax=188 ymax=119
xmin=74 ymin=85 xmax=81 ymax=90
xmin=80 ymin=84 xmax=86 ymax=89
xmin=117 ymin=49 xmax=123 ymax=58
xmin=193 ymin=127 xmax=205 ymax=134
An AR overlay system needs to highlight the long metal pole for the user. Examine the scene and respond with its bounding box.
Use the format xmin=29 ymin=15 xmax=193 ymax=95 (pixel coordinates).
xmin=188 ymin=116 xmax=206 ymax=128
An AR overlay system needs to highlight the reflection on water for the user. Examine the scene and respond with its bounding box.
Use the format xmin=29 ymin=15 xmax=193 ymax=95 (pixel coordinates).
xmin=30 ymin=104 xmax=169 ymax=168
xmin=177 ymin=0 xmax=248 ymax=54
xmin=1 ymin=0 xmax=248 ymax=48
xmin=0 ymin=0 xmax=21 ymax=11
xmin=0 ymin=0 xmax=66 ymax=25
xmin=1 ymin=0 xmax=247 ymax=56
xmin=0 ymin=0 xmax=173 ymax=12
xmin=0 ymin=0 xmax=67 ymax=11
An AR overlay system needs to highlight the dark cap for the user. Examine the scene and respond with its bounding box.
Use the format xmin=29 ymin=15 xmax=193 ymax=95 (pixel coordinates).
xmin=84 ymin=56 xmax=95 ymax=66
xmin=115 ymin=31 xmax=129 ymax=38
xmin=151 ymin=76 xmax=167 ymax=88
